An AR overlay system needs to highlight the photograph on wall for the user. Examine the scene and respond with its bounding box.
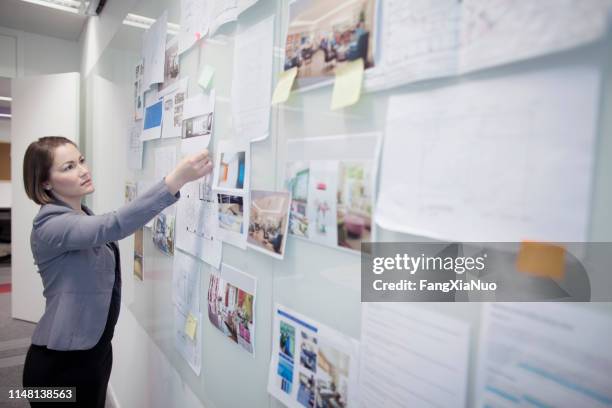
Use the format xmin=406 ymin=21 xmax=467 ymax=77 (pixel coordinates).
xmin=216 ymin=193 xmax=248 ymax=249
xmin=284 ymin=0 xmax=377 ymax=89
xmin=286 ymin=161 xmax=310 ymax=238
xmin=134 ymin=59 xmax=145 ymax=120
xmin=306 ymin=161 xmax=338 ymax=247
xmin=158 ymin=37 xmax=180 ymax=96
xmin=248 ymin=190 xmax=291 ymax=259
xmin=212 ymin=139 xmax=250 ymax=194
xmin=181 ymin=90 xmax=215 ymax=154
xmin=133 ymin=227 xmax=144 ymax=281
xmin=337 ymin=160 xmax=373 ymax=250
xmin=207 ymin=264 xmax=257 ymax=354
xmin=267 ymin=304 xmax=359 ymax=408
xmin=152 ymin=211 xmax=175 ymax=255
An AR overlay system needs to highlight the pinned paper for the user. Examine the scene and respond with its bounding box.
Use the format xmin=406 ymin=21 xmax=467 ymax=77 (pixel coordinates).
xmin=516 ymin=241 xmax=566 ymax=279
xmin=198 ymin=65 xmax=215 ymax=89
xmin=271 ymin=67 xmax=298 ymax=104
xmin=184 ymin=313 xmax=198 ymax=340
xmin=331 ymin=58 xmax=364 ymax=110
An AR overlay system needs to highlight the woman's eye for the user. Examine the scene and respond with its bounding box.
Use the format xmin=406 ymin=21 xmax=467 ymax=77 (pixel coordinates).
xmin=80 ymin=158 xmax=86 ymax=164
xmin=64 ymin=164 xmax=74 ymax=171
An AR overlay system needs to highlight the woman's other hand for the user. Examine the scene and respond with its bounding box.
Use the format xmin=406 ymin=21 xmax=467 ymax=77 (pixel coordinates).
xmin=165 ymin=149 xmax=213 ymax=195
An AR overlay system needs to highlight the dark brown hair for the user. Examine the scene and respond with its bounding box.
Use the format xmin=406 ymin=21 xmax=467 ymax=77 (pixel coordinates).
xmin=23 ymin=136 xmax=77 ymax=205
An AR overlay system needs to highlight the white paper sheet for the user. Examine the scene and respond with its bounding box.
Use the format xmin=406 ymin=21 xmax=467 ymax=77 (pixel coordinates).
xmin=459 ymin=0 xmax=612 ymax=73
xmin=154 ymin=145 xmax=177 ymax=184
xmin=172 ymin=250 xmax=201 ymax=316
xmin=142 ymin=11 xmax=167 ymax=91
xmin=359 ymin=303 xmax=470 ymax=408
xmin=128 ymin=122 xmax=143 ymax=170
xmin=161 ymin=78 xmax=188 ymax=139
xmin=376 ymin=66 xmax=600 ymax=242
xmin=267 ymin=304 xmax=360 ymax=408
xmin=175 ymin=176 xmax=223 ymax=268
xmin=209 ymin=0 xmax=259 ymax=36
xmin=231 ymin=15 xmax=274 ymax=142
xmin=476 ymin=303 xmax=612 ymax=408
xmin=133 ymin=59 xmax=145 ymax=120
xmin=174 ymin=306 xmax=202 ymax=376
xmin=207 ymin=264 xmax=257 ymax=354
xmin=369 ymin=0 xmax=460 ymax=90
xmin=179 ymin=0 xmax=210 ymax=55
xmin=181 ymin=90 xmax=215 ymax=154
xmin=368 ymin=1 xmax=612 ymax=90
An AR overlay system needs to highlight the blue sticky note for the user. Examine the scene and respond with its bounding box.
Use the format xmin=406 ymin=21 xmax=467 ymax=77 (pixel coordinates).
xmin=144 ymin=100 xmax=163 ymax=130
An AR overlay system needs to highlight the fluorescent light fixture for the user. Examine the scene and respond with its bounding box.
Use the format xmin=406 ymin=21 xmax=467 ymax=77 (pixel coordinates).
xmin=0 ymin=114 xmax=11 ymax=118
xmin=0 ymin=97 xmax=12 ymax=102
xmin=18 ymin=0 xmax=82 ymax=14
xmin=123 ymin=13 xmax=180 ymax=35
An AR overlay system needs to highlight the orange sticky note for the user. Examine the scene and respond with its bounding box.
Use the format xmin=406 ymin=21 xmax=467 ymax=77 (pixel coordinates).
xmin=516 ymin=241 xmax=565 ymax=279
xmin=184 ymin=313 xmax=198 ymax=340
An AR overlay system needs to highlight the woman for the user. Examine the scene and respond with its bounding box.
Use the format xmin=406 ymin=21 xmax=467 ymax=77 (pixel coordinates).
xmin=21 ymin=136 xmax=212 ymax=407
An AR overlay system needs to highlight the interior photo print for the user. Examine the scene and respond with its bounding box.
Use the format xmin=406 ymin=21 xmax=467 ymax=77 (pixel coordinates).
xmin=217 ymin=194 xmax=245 ymax=234
xmin=217 ymin=151 xmax=246 ymax=190
xmin=248 ymin=190 xmax=291 ymax=259
xmin=285 ymin=0 xmax=377 ymax=88
xmin=182 ymin=112 xmax=213 ymax=139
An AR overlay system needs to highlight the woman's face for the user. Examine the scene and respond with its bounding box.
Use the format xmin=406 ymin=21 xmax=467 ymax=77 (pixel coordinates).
xmin=45 ymin=143 xmax=94 ymax=199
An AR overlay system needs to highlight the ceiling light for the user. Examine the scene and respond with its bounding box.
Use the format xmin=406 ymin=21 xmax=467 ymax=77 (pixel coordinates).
xmin=0 ymin=114 xmax=12 ymax=118
xmin=18 ymin=0 xmax=82 ymax=14
xmin=123 ymin=13 xmax=180 ymax=36
xmin=0 ymin=97 xmax=12 ymax=102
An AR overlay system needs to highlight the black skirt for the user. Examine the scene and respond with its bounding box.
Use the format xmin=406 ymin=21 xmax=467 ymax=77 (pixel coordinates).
xmin=22 ymin=340 xmax=113 ymax=407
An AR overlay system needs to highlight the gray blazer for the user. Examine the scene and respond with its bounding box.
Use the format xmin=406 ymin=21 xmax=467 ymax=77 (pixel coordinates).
xmin=30 ymin=179 xmax=179 ymax=350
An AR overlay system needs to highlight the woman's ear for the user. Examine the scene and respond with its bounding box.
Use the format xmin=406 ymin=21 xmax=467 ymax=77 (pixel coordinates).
xmin=43 ymin=183 xmax=51 ymax=191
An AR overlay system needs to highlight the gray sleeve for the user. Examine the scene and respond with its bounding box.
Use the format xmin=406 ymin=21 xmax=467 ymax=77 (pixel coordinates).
xmin=35 ymin=179 xmax=179 ymax=252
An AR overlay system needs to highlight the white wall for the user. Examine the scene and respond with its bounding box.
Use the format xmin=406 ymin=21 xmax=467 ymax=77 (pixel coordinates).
xmin=11 ymin=73 xmax=80 ymax=323
xmin=0 ymin=25 xmax=80 ymax=78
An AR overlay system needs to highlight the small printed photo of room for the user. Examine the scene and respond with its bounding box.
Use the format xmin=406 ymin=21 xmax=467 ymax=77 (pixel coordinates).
xmin=207 ymin=270 xmax=256 ymax=354
xmin=285 ymin=0 xmax=377 ymax=88
xmin=152 ymin=212 xmax=175 ymax=256
xmin=248 ymin=190 xmax=291 ymax=259
xmin=182 ymin=112 xmax=213 ymax=139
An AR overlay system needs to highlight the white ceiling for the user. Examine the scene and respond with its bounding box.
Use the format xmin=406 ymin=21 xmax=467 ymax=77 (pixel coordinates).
xmin=0 ymin=0 xmax=87 ymax=41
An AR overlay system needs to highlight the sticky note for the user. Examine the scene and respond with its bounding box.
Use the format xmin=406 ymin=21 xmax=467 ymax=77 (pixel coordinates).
xmin=271 ymin=67 xmax=298 ymax=104
xmin=331 ymin=58 xmax=364 ymax=110
xmin=184 ymin=313 xmax=198 ymax=340
xmin=198 ymin=65 xmax=215 ymax=90
xmin=516 ymin=241 xmax=565 ymax=279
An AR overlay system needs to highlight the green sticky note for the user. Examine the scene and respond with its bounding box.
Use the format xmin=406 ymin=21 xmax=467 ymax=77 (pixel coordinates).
xmin=272 ymin=67 xmax=298 ymax=105
xmin=198 ymin=65 xmax=215 ymax=89
xmin=331 ymin=58 xmax=364 ymax=110
xmin=184 ymin=313 xmax=198 ymax=340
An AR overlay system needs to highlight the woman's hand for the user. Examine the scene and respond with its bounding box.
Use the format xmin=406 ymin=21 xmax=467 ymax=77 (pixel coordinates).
xmin=164 ymin=150 xmax=213 ymax=195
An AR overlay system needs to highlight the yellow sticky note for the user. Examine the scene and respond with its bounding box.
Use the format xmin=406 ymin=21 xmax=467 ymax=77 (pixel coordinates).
xmin=331 ymin=58 xmax=364 ymax=110
xmin=272 ymin=67 xmax=298 ymax=105
xmin=184 ymin=313 xmax=198 ymax=340
xmin=516 ymin=240 xmax=566 ymax=279
xmin=198 ymin=65 xmax=215 ymax=89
